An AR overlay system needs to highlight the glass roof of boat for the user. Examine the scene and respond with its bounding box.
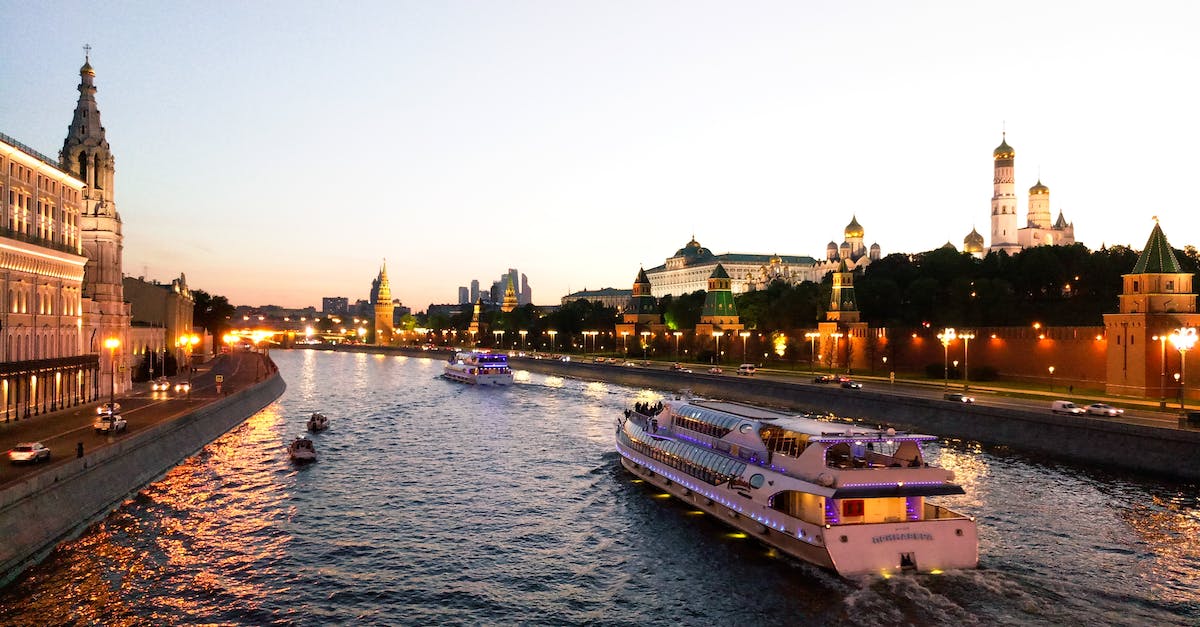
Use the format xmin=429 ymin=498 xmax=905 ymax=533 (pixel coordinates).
xmin=674 ymin=404 xmax=745 ymax=431
xmin=634 ymin=422 xmax=747 ymax=477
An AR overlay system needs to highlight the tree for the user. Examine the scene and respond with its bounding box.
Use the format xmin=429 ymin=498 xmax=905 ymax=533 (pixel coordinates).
xmin=192 ymin=290 xmax=235 ymax=342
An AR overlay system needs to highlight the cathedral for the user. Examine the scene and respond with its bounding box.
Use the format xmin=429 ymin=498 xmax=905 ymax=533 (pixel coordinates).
xmin=982 ymin=133 xmax=1075 ymax=255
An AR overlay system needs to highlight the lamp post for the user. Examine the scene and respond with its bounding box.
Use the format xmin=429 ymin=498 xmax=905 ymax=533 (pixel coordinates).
xmin=1048 ymin=365 xmax=1055 ymax=393
xmin=959 ymin=331 xmax=975 ymax=391
xmin=640 ymin=331 xmax=650 ymax=359
xmin=1170 ymin=327 xmax=1197 ymax=413
xmin=739 ymin=331 xmax=750 ymax=363
xmin=548 ymin=330 xmax=557 ymax=353
xmin=519 ymin=329 xmax=527 ymax=353
xmin=177 ymin=334 xmax=199 ymax=400
xmin=493 ymin=330 xmax=503 ymax=348
xmin=712 ymin=331 xmax=724 ymax=364
xmin=805 ymin=332 xmax=820 ymax=374
xmin=937 ymin=328 xmax=956 ymax=390
xmin=673 ymin=331 xmax=682 ymax=358
xmin=1152 ymin=333 xmax=1168 ymax=409
xmin=830 ymin=332 xmax=843 ymax=369
xmin=103 ymin=337 xmax=120 ymax=403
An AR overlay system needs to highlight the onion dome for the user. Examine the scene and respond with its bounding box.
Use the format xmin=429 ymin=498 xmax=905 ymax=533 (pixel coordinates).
xmin=963 ymin=227 xmax=985 ymax=253
xmin=993 ymin=133 xmax=1014 ymax=159
xmin=870 ymin=242 xmax=880 ymax=252
xmin=844 ymin=215 xmax=864 ymax=239
xmin=1029 ymin=179 xmax=1049 ymax=195
xmin=941 ymin=241 xmax=957 ymax=250
xmin=673 ymin=237 xmax=712 ymax=259
xmin=826 ymin=241 xmax=838 ymax=251
xmin=769 ymin=254 xmax=782 ymax=265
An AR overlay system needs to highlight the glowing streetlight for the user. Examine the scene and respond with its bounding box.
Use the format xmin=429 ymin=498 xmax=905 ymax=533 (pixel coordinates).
xmin=959 ymin=331 xmax=976 ymax=391
xmin=519 ymin=329 xmax=528 ymax=352
xmin=937 ymin=328 xmax=957 ymax=390
xmin=176 ymin=333 xmax=199 ymax=400
xmin=711 ymin=331 xmax=724 ymax=365
xmin=830 ymin=332 xmax=844 ymax=369
xmin=805 ymin=332 xmax=820 ymax=374
xmin=621 ymin=331 xmax=629 ymax=355
xmin=640 ymin=331 xmax=650 ymax=359
xmin=103 ymin=337 xmax=120 ymax=403
xmin=1048 ymin=365 xmax=1055 ymax=393
xmin=739 ymin=331 xmax=751 ymax=363
xmin=547 ymin=330 xmax=557 ymax=352
xmin=672 ymin=331 xmax=683 ymax=358
xmin=1170 ymin=327 xmax=1197 ymax=413
xmin=493 ymin=330 xmax=503 ymax=348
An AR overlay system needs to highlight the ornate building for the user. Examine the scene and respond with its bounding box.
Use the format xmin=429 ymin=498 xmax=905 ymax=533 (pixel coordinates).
xmin=644 ymin=223 xmax=880 ymax=298
xmin=694 ymin=264 xmax=743 ymax=340
xmin=1104 ymin=221 xmax=1200 ymax=398
xmin=614 ymin=268 xmax=666 ymax=345
xmin=986 ymin=133 xmax=1074 ymax=254
xmin=0 ymin=54 xmax=135 ymax=419
xmin=372 ymin=261 xmax=394 ymax=345
xmin=123 ymin=273 xmax=194 ymax=372
xmin=501 ymin=275 xmax=518 ymax=312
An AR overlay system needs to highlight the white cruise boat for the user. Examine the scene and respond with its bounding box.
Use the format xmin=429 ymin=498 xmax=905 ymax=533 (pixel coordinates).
xmin=444 ymin=351 xmax=514 ymax=386
xmin=616 ymin=399 xmax=977 ymax=576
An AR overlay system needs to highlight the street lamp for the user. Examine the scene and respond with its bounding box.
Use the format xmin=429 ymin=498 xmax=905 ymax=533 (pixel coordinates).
xmin=640 ymin=331 xmax=650 ymax=359
xmin=493 ymin=330 xmax=503 ymax=348
xmin=937 ymin=328 xmax=957 ymax=390
xmin=1048 ymin=365 xmax=1055 ymax=393
xmin=548 ymin=330 xmax=557 ymax=352
xmin=519 ymin=329 xmax=528 ymax=353
xmin=830 ymin=332 xmax=844 ymax=369
xmin=104 ymin=337 xmax=120 ymax=403
xmin=177 ymin=334 xmax=199 ymax=400
xmin=1152 ymin=334 xmax=1169 ymax=409
xmin=739 ymin=331 xmax=750 ymax=363
xmin=959 ymin=331 xmax=976 ymax=391
xmin=1169 ymin=327 xmax=1197 ymax=413
xmin=621 ymin=331 xmax=629 ymax=356
xmin=673 ymin=331 xmax=683 ymax=359
xmin=711 ymin=331 xmax=724 ymax=364
xmin=805 ymin=332 xmax=820 ymax=374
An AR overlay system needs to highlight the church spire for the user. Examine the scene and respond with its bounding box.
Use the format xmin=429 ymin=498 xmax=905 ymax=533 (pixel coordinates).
xmin=62 ymin=48 xmax=116 ymax=213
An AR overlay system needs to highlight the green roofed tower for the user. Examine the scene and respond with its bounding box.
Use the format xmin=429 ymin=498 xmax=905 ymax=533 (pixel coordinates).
xmin=1118 ymin=220 xmax=1194 ymax=315
xmin=623 ymin=268 xmax=660 ymax=324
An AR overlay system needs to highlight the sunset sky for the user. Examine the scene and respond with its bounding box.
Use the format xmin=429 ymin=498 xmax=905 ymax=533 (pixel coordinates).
xmin=2 ymin=1 xmax=1198 ymax=311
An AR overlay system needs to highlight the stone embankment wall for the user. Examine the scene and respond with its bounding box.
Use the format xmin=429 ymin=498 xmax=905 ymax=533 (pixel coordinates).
xmin=0 ymin=372 xmax=286 ymax=587
xmin=512 ymin=358 xmax=1200 ymax=482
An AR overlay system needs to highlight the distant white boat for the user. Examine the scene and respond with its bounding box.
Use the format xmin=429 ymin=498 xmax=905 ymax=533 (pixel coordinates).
xmin=288 ymin=436 xmax=317 ymax=462
xmin=307 ymin=412 xmax=329 ymax=432
xmin=444 ymin=351 xmax=514 ymax=386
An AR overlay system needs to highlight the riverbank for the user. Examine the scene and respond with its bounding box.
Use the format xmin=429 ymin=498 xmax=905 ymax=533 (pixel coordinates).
xmin=323 ymin=344 xmax=1200 ymax=482
xmin=0 ymin=354 xmax=286 ymax=587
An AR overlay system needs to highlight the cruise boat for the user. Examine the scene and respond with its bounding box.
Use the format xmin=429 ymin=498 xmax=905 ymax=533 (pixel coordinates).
xmin=443 ymin=351 xmax=514 ymax=386
xmin=616 ymin=399 xmax=977 ymax=576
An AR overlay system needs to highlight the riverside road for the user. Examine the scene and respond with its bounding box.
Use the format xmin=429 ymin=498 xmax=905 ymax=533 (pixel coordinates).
xmin=0 ymin=350 xmax=274 ymax=488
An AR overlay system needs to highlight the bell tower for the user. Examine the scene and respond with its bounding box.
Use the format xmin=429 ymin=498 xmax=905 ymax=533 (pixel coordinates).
xmin=373 ymin=261 xmax=395 ymax=345
xmin=989 ymin=133 xmax=1020 ymax=254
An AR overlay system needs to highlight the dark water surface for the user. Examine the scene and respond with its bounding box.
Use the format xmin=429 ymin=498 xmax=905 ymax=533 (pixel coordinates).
xmin=1 ymin=350 xmax=1197 ymax=625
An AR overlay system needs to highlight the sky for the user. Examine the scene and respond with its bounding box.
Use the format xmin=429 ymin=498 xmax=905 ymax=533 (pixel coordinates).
xmin=2 ymin=1 xmax=1199 ymax=312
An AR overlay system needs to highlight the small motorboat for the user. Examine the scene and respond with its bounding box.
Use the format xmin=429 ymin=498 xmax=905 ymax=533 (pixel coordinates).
xmin=288 ymin=436 xmax=317 ymax=462
xmin=307 ymin=412 xmax=329 ymax=432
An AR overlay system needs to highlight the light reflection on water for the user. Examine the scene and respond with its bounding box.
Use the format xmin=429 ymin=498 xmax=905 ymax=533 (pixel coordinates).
xmin=0 ymin=349 xmax=1196 ymax=625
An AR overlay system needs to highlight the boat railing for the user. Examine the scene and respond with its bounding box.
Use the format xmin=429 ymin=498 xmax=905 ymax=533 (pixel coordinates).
xmin=923 ymin=503 xmax=970 ymax=520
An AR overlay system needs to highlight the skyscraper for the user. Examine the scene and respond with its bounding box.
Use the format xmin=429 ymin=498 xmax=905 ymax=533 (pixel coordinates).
xmin=458 ymin=286 xmax=469 ymax=304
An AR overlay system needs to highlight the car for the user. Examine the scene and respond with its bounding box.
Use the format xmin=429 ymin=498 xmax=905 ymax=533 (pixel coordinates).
xmin=813 ymin=374 xmax=836 ymax=383
xmin=174 ymin=382 xmax=191 ymax=393
xmin=1051 ymin=400 xmax=1086 ymax=415
xmin=708 ymin=367 xmax=723 ymax=375
xmin=671 ymin=363 xmax=684 ymax=370
xmin=944 ymin=392 xmax=976 ymax=403
xmin=8 ymin=442 xmax=50 ymax=464
xmin=94 ymin=414 xmax=127 ymax=434
xmin=840 ymin=380 xmax=863 ymax=389
xmin=736 ymin=364 xmax=757 ymax=376
xmin=151 ymin=377 xmax=171 ymax=391
xmin=1086 ymin=403 xmax=1124 ymax=417
xmin=593 ymin=357 xmax=605 ymax=364
xmin=96 ymin=402 xmax=121 ymax=415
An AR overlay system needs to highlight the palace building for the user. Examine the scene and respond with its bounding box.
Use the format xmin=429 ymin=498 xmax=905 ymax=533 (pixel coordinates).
xmin=644 ymin=220 xmax=881 ymax=298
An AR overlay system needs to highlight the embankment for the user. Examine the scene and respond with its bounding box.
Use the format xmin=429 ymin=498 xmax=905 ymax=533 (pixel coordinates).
xmin=0 ymin=371 xmax=286 ymax=587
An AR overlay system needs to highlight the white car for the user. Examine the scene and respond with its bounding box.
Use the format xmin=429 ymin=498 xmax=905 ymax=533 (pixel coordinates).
xmin=94 ymin=414 xmax=127 ymax=434
xmin=708 ymin=367 xmax=723 ymax=375
xmin=1051 ymin=400 xmax=1086 ymax=415
xmin=8 ymin=442 xmax=50 ymax=464
xmin=96 ymin=402 xmax=121 ymax=415
xmin=151 ymin=378 xmax=171 ymax=391
xmin=1086 ymin=403 xmax=1124 ymax=417
xmin=175 ymin=382 xmax=191 ymax=393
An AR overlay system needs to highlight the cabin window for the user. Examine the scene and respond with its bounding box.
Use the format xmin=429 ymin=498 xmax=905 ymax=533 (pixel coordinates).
xmin=1167 ymin=280 xmax=1174 ymax=291
xmin=842 ymin=500 xmax=865 ymax=517
xmin=1133 ymin=280 xmax=1139 ymax=292
xmin=749 ymin=474 xmax=765 ymax=488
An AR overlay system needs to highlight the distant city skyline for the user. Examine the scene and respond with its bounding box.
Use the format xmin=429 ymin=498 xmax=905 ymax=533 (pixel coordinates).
xmin=3 ymin=2 xmax=1198 ymax=311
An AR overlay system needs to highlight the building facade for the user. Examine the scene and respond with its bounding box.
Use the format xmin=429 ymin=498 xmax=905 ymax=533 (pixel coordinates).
xmin=372 ymin=262 xmax=394 ymax=345
xmin=123 ymin=273 xmax=195 ymax=371
xmin=986 ymin=133 xmax=1074 ymax=254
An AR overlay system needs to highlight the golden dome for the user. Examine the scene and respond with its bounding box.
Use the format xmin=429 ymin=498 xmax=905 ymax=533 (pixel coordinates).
xmin=1029 ymin=179 xmax=1049 ymax=194
xmin=81 ymin=60 xmax=95 ymax=77
xmin=993 ymin=134 xmax=1014 ymax=159
xmin=963 ymin=227 xmax=985 ymax=253
xmin=844 ymin=215 xmax=864 ymax=239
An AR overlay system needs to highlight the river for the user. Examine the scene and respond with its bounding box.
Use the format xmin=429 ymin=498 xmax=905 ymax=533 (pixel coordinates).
xmin=0 ymin=349 xmax=1197 ymax=625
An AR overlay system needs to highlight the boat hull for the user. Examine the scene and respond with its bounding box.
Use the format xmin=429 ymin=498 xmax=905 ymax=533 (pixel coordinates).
xmin=443 ymin=367 xmax=513 ymax=386
xmin=617 ymin=444 xmax=977 ymax=576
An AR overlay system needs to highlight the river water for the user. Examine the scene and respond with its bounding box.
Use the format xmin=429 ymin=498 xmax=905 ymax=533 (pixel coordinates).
xmin=0 ymin=349 xmax=1197 ymax=625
